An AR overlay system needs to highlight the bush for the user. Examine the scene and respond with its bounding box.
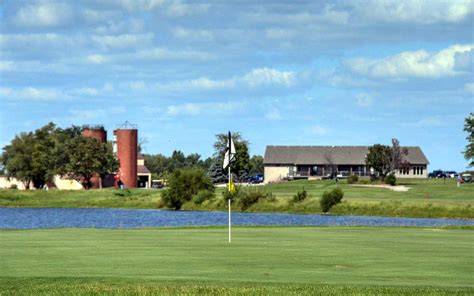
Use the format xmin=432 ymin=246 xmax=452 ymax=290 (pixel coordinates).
xmin=222 ymin=189 xmax=275 ymax=211
xmin=238 ymin=191 xmax=263 ymax=210
xmin=292 ymin=190 xmax=307 ymax=203
xmin=384 ymin=174 xmax=397 ymax=186
xmin=192 ymin=190 xmax=215 ymax=205
xmin=9 ymin=184 xmax=18 ymax=190
xmin=347 ymin=175 xmax=359 ymax=184
xmin=114 ymin=188 xmax=132 ymax=197
xmin=162 ymin=168 xmax=214 ymax=210
xmin=320 ymin=188 xmax=344 ymax=213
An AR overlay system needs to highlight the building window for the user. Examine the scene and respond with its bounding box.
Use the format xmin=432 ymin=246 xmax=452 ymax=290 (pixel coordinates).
xmin=420 ymin=166 xmax=424 ymax=175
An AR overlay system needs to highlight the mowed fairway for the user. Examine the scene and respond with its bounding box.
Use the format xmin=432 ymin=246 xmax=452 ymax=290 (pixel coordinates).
xmin=1 ymin=227 xmax=473 ymax=295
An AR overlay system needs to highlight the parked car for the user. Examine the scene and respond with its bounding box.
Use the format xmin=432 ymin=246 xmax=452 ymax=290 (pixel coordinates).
xmin=461 ymin=173 xmax=472 ymax=183
xmin=151 ymin=179 xmax=165 ymax=189
xmin=445 ymin=171 xmax=458 ymax=178
xmin=336 ymin=172 xmax=349 ymax=179
xmin=322 ymin=173 xmax=336 ymax=180
xmin=428 ymin=170 xmax=447 ymax=178
xmin=248 ymin=173 xmax=264 ymax=184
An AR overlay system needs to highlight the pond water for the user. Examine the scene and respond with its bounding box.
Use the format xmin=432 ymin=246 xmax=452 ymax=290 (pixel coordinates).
xmin=0 ymin=208 xmax=473 ymax=229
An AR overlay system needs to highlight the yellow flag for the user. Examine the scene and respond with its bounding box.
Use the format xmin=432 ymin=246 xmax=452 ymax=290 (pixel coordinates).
xmin=228 ymin=181 xmax=236 ymax=193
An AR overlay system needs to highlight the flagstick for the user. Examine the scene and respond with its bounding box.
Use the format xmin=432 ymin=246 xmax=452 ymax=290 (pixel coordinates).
xmin=228 ymin=165 xmax=231 ymax=243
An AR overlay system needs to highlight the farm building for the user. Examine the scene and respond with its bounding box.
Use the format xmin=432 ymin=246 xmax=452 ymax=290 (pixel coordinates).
xmin=263 ymin=146 xmax=429 ymax=183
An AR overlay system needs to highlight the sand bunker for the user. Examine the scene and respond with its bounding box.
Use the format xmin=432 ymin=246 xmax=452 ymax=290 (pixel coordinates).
xmin=349 ymin=184 xmax=410 ymax=192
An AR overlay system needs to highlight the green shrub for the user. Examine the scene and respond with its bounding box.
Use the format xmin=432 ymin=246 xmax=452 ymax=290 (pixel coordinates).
xmin=192 ymin=190 xmax=215 ymax=205
xmin=162 ymin=168 xmax=214 ymax=210
xmin=9 ymin=184 xmax=18 ymax=190
xmin=222 ymin=186 xmax=242 ymax=202
xmin=347 ymin=175 xmax=359 ymax=184
xmin=114 ymin=188 xmax=132 ymax=197
xmin=238 ymin=191 xmax=263 ymax=210
xmin=222 ymin=189 xmax=275 ymax=211
xmin=292 ymin=190 xmax=307 ymax=203
xmin=320 ymin=188 xmax=344 ymax=213
xmin=384 ymin=174 xmax=397 ymax=186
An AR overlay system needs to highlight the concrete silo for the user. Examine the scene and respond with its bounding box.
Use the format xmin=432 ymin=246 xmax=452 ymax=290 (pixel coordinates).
xmin=113 ymin=124 xmax=138 ymax=188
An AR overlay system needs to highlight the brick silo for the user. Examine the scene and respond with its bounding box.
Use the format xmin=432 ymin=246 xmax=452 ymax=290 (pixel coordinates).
xmin=113 ymin=128 xmax=138 ymax=188
xmin=81 ymin=126 xmax=107 ymax=143
xmin=81 ymin=125 xmax=108 ymax=189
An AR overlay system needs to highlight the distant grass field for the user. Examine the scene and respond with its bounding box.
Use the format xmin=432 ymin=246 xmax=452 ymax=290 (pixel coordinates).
xmin=0 ymin=227 xmax=472 ymax=295
xmin=1 ymin=178 xmax=473 ymax=218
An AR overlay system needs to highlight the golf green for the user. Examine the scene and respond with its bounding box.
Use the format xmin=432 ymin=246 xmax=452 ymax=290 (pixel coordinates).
xmin=1 ymin=227 xmax=472 ymax=291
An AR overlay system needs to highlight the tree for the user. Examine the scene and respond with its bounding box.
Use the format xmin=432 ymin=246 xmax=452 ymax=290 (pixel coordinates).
xmin=324 ymin=152 xmax=337 ymax=176
xmin=207 ymin=156 xmax=227 ymax=183
xmin=212 ymin=132 xmax=251 ymax=179
xmin=390 ymin=138 xmax=409 ymax=172
xmin=463 ymin=113 xmax=474 ymax=167
xmin=249 ymin=155 xmax=264 ymax=174
xmin=63 ymin=136 xmax=118 ymax=189
xmin=365 ymin=144 xmax=392 ymax=178
xmin=161 ymin=167 xmax=214 ymax=210
xmin=1 ymin=122 xmax=60 ymax=189
xmin=1 ymin=132 xmax=36 ymax=189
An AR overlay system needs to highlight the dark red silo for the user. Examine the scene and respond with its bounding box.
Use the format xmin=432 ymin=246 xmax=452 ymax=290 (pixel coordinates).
xmin=113 ymin=129 xmax=138 ymax=188
xmin=82 ymin=126 xmax=107 ymax=143
xmin=81 ymin=126 xmax=108 ymax=189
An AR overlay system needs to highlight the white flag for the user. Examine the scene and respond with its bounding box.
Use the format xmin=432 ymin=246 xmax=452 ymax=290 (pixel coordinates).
xmin=223 ymin=132 xmax=236 ymax=169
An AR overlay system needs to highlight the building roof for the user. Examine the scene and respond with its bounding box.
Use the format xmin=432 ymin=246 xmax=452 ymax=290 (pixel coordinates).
xmin=264 ymin=146 xmax=429 ymax=165
xmin=137 ymin=165 xmax=151 ymax=174
xmin=137 ymin=151 xmax=144 ymax=160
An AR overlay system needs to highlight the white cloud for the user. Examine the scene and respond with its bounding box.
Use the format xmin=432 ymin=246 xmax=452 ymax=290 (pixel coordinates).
xmin=133 ymin=48 xmax=213 ymax=61
xmin=14 ymin=2 xmax=74 ymax=27
xmin=401 ymin=116 xmax=448 ymax=128
xmin=172 ymin=28 xmax=213 ymax=41
xmin=128 ymin=81 xmax=147 ymax=91
xmin=167 ymin=103 xmax=202 ymax=115
xmin=350 ymin=0 xmax=474 ymax=24
xmin=86 ymin=54 xmax=108 ymax=64
xmin=265 ymin=107 xmax=283 ymax=120
xmin=356 ymin=93 xmax=373 ymax=107
xmin=110 ymin=106 xmax=127 ymax=114
xmin=0 ymin=87 xmax=66 ymax=101
xmin=0 ymin=33 xmax=84 ymax=49
xmin=73 ymin=88 xmax=99 ymax=96
xmin=465 ymin=83 xmax=474 ymax=94
xmin=104 ymin=0 xmax=165 ymax=11
xmin=92 ymin=33 xmax=154 ymax=48
xmin=345 ymin=44 xmax=474 ymax=79
xmin=245 ymin=5 xmax=349 ymax=26
xmin=166 ymin=1 xmax=209 ymax=17
xmin=69 ymin=109 xmax=107 ymax=121
xmin=166 ymin=102 xmax=244 ymax=116
xmin=242 ymin=68 xmax=296 ymax=88
xmin=160 ymin=68 xmax=298 ymax=92
xmin=308 ymin=125 xmax=328 ymax=135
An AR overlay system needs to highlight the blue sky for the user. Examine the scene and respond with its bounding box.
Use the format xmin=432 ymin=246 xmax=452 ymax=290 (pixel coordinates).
xmin=0 ymin=0 xmax=473 ymax=171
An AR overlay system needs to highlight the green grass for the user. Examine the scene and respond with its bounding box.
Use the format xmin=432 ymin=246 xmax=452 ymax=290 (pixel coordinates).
xmin=1 ymin=178 xmax=473 ymax=218
xmin=0 ymin=227 xmax=473 ymax=295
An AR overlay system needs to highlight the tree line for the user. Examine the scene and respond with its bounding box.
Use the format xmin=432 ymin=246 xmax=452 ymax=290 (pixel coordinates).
xmin=1 ymin=123 xmax=264 ymax=189
xmin=143 ymin=132 xmax=264 ymax=182
xmin=1 ymin=123 xmax=118 ymax=189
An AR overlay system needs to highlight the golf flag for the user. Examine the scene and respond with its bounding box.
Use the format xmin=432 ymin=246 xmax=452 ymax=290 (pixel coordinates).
xmin=223 ymin=131 xmax=236 ymax=169
xmin=228 ymin=180 xmax=236 ymax=193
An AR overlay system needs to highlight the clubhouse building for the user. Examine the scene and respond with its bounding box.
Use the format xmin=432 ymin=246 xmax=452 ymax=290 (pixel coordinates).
xmin=263 ymin=146 xmax=429 ymax=183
